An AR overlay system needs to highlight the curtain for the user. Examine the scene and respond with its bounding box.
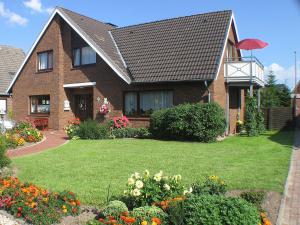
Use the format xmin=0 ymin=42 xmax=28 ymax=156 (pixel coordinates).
xmin=73 ymin=49 xmax=80 ymax=66
xmin=82 ymin=46 xmax=96 ymax=65
xmin=0 ymin=100 xmax=6 ymax=113
xmin=140 ymin=91 xmax=173 ymax=115
xmin=125 ymin=92 xmax=137 ymax=115
xmin=38 ymin=53 xmax=47 ymax=70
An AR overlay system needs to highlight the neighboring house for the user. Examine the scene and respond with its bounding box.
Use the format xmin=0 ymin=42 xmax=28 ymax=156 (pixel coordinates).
xmin=7 ymin=7 xmax=265 ymax=133
xmin=292 ymin=81 xmax=300 ymax=119
xmin=0 ymin=45 xmax=25 ymax=119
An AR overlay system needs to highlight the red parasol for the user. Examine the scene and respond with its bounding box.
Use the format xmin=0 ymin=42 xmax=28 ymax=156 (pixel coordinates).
xmin=235 ymin=38 xmax=268 ymax=50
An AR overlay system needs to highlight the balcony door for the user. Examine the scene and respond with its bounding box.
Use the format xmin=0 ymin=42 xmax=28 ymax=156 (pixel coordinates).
xmin=74 ymin=94 xmax=93 ymax=121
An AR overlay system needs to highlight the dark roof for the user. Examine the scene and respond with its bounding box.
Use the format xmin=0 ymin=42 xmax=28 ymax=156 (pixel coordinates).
xmin=112 ymin=10 xmax=232 ymax=82
xmin=58 ymin=7 xmax=131 ymax=80
xmin=0 ymin=45 xmax=25 ymax=94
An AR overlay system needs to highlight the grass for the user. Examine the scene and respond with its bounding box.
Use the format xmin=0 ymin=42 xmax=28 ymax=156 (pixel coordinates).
xmin=12 ymin=131 xmax=294 ymax=206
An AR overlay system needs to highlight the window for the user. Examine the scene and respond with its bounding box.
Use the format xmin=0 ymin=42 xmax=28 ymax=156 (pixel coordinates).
xmin=0 ymin=100 xmax=6 ymax=114
xmin=124 ymin=91 xmax=173 ymax=116
xmin=124 ymin=92 xmax=137 ymax=116
xmin=226 ymin=42 xmax=234 ymax=60
xmin=30 ymin=95 xmax=50 ymax=114
xmin=72 ymin=46 xmax=96 ymax=67
xmin=38 ymin=51 xmax=53 ymax=71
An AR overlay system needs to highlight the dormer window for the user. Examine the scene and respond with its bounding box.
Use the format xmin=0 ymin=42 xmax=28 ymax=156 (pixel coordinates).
xmin=72 ymin=46 xmax=96 ymax=67
xmin=37 ymin=51 xmax=53 ymax=71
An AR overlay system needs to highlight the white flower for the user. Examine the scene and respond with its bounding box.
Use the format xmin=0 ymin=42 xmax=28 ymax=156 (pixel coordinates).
xmin=135 ymin=180 xmax=144 ymax=189
xmin=183 ymin=190 xmax=189 ymax=195
xmin=128 ymin=178 xmax=135 ymax=185
xmin=133 ymin=172 xmax=140 ymax=179
xmin=131 ymin=188 xmax=141 ymax=197
xmin=164 ymin=184 xmax=171 ymax=191
xmin=183 ymin=187 xmax=193 ymax=195
xmin=189 ymin=187 xmax=193 ymax=193
xmin=154 ymin=170 xmax=163 ymax=182
xmin=144 ymin=170 xmax=150 ymax=178
xmin=173 ymin=174 xmax=182 ymax=183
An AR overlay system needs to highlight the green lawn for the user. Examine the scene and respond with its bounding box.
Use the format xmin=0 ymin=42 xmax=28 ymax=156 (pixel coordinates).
xmin=12 ymin=131 xmax=293 ymax=206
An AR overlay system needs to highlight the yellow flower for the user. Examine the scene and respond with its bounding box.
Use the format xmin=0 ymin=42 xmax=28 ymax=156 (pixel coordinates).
xmin=62 ymin=205 xmax=67 ymax=209
xmin=63 ymin=208 xmax=67 ymax=213
xmin=141 ymin=221 xmax=148 ymax=225
xmin=152 ymin=222 xmax=157 ymax=225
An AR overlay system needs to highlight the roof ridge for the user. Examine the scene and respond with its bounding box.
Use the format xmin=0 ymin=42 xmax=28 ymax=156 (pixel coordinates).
xmin=114 ymin=10 xmax=232 ymax=31
xmin=0 ymin=45 xmax=24 ymax=51
xmin=56 ymin=6 xmax=115 ymax=29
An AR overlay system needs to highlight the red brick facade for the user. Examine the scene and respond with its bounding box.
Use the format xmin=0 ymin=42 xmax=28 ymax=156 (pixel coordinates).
xmin=11 ymin=15 xmax=244 ymax=133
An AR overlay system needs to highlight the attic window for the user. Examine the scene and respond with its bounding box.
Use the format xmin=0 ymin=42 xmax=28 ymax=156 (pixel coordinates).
xmin=72 ymin=46 xmax=96 ymax=67
xmin=37 ymin=51 xmax=53 ymax=71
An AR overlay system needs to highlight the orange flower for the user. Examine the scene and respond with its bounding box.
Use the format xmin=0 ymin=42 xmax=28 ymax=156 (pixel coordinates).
xmin=152 ymin=218 xmax=161 ymax=225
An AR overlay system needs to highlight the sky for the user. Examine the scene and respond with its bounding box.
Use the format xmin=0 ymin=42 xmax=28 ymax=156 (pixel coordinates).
xmin=0 ymin=0 xmax=299 ymax=89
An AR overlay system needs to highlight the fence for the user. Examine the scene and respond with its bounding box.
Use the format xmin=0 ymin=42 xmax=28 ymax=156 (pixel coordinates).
xmin=262 ymin=107 xmax=294 ymax=130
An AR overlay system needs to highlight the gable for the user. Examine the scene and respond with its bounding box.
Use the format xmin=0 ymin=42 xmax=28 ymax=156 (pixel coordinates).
xmin=7 ymin=7 xmax=130 ymax=93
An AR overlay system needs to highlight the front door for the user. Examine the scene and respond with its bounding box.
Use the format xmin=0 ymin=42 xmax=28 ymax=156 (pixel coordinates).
xmin=74 ymin=94 xmax=93 ymax=121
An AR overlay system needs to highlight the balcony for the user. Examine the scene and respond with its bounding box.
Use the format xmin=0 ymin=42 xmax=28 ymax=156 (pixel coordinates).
xmin=224 ymin=57 xmax=265 ymax=87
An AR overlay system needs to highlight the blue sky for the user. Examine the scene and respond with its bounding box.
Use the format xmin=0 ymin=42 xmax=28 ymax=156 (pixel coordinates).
xmin=0 ymin=0 xmax=299 ymax=88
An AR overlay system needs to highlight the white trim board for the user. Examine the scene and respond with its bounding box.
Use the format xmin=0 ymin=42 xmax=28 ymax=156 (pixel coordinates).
xmin=63 ymin=82 xmax=96 ymax=88
xmin=6 ymin=7 xmax=131 ymax=93
xmin=214 ymin=13 xmax=241 ymax=81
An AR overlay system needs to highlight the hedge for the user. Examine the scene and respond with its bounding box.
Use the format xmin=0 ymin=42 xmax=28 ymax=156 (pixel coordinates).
xmin=150 ymin=103 xmax=226 ymax=142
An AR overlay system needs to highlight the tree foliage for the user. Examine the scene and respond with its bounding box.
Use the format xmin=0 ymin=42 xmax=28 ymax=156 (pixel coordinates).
xmin=245 ymin=95 xmax=265 ymax=136
xmin=261 ymin=70 xmax=291 ymax=107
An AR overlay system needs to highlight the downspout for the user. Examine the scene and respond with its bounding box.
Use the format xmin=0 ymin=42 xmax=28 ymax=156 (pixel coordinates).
xmin=204 ymin=81 xmax=211 ymax=103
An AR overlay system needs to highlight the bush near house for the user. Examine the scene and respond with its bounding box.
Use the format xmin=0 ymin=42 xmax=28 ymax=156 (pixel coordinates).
xmin=0 ymin=136 xmax=11 ymax=169
xmin=150 ymin=103 xmax=226 ymax=142
xmin=245 ymin=96 xmax=265 ymax=136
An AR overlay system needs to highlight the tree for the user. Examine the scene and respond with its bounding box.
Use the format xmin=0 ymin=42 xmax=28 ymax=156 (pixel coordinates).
xmin=261 ymin=70 xmax=291 ymax=107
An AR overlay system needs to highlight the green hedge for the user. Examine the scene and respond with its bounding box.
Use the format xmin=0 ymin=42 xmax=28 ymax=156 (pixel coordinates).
xmin=150 ymin=103 xmax=226 ymax=142
xmin=76 ymin=120 xmax=109 ymax=140
xmin=180 ymin=195 xmax=260 ymax=225
xmin=111 ymin=127 xmax=151 ymax=139
xmin=0 ymin=136 xmax=11 ymax=169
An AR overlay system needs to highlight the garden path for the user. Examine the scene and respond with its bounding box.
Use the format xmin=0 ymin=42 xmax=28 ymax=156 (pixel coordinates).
xmin=7 ymin=130 xmax=68 ymax=158
xmin=277 ymin=127 xmax=300 ymax=225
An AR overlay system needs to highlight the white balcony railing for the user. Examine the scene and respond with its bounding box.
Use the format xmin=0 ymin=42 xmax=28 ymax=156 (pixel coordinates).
xmin=224 ymin=57 xmax=265 ymax=87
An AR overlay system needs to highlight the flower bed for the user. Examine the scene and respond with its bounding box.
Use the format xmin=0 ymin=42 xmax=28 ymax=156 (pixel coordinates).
xmin=88 ymin=170 xmax=273 ymax=225
xmin=0 ymin=177 xmax=80 ymax=225
xmin=4 ymin=120 xmax=43 ymax=149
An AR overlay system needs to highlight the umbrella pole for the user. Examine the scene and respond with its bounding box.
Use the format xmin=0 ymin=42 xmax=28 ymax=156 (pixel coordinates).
xmin=250 ymin=50 xmax=253 ymax=97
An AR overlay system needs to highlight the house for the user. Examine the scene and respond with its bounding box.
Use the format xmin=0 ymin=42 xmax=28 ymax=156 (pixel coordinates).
xmin=7 ymin=7 xmax=265 ymax=133
xmin=0 ymin=45 xmax=25 ymax=119
xmin=292 ymin=81 xmax=300 ymax=122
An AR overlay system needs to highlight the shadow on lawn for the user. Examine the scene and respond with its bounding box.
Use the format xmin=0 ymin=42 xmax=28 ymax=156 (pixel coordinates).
xmin=267 ymin=127 xmax=295 ymax=148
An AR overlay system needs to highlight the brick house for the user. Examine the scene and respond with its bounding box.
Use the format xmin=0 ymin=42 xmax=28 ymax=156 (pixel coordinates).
xmin=292 ymin=82 xmax=300 ymax=124
xmin=0 ymin=45 xmax=25 ymax=119
xmin=7 ymin=7 xmax=265 ymax=133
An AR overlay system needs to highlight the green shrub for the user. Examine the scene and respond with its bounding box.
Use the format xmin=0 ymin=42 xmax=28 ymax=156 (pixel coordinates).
xmin=256 ymin=110 xmax=265 ymax=134
xmin=240 ymin=190 xmax=266 ymax=211
xmin=111 ymin=127 xmax=151 ymax=139
xmin=150 ymin=103 xmax=226 ymax=142
xmin=77 ymin=120 xmax=109 ymax=139
xmin=167 ymin=200 xmax=185 ymax=225
xmin=181 ymin=195 xmax=260 ymax=225
xmin=245 ymin=95 xmax=265 ymax=136
xmin=101 ymin=200 xmax=128 ymax=217
xmin=191 ymin=175 xmax=227 ymax=196
xmin=0 ymin=136 xmax=11 ymax=169
xmin=131 ymin=206 xmax=167 ymax=221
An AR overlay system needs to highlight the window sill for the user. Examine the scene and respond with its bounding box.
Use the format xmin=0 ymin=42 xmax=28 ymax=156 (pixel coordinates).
xmin=71 ymin=64 xmax=96 ymax=70
xmin=35 ymin=69 xmax=53 ymax=74
xmin=28 ymin=114 xmax=50 ymax=117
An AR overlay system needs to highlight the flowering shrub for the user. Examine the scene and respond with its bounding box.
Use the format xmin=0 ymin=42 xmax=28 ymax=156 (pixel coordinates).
xmin=100 ymin=104 xmax=110 ymax=115
xmin=123 ymin=170 xmax=187 ymax=208
xmin=0 ymin=177 xmax=80 ymax=225
xmin=14 ymin=120 xmax=43 ymax=143
xmin=88 ymin=211 xmax=165 ymax=225
xmin=113 ymin=116 xmax=130 ymax=129
xmin=191 ymin=175 xmax=227 ymax=196
xmin=4 ymin=132 xmax=25 ymax=148
xmin=64 ymin=118 xmax=81 ymax=139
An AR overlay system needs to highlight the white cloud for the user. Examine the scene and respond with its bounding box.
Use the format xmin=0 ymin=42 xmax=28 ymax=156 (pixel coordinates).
xmin=0 ymin=1 xmax=28 ymax=26
xmin=265 ymin=62 xmax=300 ymax=89
xmin=23 ymin=0 xmax=53 ymax=14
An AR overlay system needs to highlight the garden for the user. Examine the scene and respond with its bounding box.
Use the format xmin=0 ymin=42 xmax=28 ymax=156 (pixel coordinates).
xmin=0 ymin=101 xmax=294 ymax=224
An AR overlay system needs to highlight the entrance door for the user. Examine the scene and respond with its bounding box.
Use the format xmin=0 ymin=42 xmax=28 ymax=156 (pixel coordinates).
xmin=74 ymin=94 xmax=93 ymax=121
